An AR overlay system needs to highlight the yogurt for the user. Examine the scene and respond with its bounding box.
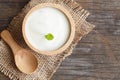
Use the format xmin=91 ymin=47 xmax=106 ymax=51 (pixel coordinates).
xmin=25 ymin=7 xmax=70 ymax=51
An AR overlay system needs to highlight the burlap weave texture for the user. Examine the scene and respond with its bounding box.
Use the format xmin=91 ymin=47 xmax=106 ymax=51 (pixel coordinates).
xmin=0 ymin=0 xmax=94 ymax=80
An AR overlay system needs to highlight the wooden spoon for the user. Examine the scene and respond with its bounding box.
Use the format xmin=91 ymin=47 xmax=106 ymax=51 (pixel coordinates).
xmin=1 ymin=30 xmax=38 ymax=74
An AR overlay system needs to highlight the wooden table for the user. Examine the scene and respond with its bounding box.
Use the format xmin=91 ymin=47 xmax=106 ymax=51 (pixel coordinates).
xmin=0 ymin=0 xmax=120 ymax=80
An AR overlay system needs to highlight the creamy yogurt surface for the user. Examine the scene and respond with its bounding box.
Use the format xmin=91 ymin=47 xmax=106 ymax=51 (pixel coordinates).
xmin=25 ymin=7 xmax=70 ymax=51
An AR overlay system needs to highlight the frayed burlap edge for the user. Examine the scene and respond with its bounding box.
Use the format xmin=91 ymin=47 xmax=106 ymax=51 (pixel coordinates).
xmin=0 ymin=0 xmax=95 ymax=80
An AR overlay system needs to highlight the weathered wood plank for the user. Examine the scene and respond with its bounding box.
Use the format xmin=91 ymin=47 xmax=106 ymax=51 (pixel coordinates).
xmin=52 ymin=0 xmax=120 ymax=80
xmin=0 ymin=0 xmax=120 ymax=80
xmin=0 ymin=0 xmax=29 ymax=3
xmin=0 ymin=3 xmax=28 ymax=19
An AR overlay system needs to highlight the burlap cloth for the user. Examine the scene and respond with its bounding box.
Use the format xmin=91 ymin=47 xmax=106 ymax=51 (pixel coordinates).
xmin=0 ymin=0 xmax=95 ymax=80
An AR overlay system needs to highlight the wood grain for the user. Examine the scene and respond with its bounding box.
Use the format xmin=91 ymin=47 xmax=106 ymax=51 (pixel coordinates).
xmin=0 ymin=0 xmax=120 ymax=80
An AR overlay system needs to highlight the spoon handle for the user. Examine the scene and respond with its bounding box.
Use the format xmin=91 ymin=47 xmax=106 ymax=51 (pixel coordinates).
xmin=1 ymin=30 xmax=22 ymax=54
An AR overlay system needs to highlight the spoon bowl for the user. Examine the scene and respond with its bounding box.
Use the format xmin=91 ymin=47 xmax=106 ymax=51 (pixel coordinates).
xmin=1 ymin=30 xmax=38 ymax=74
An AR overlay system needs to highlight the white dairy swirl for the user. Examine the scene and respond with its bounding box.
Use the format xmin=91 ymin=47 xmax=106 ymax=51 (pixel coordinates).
xmin=25 ymin=7 xmax=70 ymax=51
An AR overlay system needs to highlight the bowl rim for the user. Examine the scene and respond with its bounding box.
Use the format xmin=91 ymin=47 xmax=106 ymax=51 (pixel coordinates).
xmin=22 ymin=3 xmax=75 ymax=56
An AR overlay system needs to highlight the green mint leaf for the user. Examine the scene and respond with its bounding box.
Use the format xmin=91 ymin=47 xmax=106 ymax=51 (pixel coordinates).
xmin=45 ymin=33 xmax=54 ymax=40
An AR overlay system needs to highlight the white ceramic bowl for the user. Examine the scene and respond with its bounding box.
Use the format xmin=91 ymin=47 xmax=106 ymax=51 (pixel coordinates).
xmin=22 ymin=3 xmax=75 ymax=55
